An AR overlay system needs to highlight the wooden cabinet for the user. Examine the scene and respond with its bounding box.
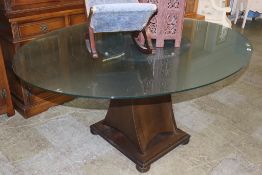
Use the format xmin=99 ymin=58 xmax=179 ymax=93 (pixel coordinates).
xmin=0 ymin=0 xmax=87 ymax=118
xmin=0 ymin=43 xmax=15 ymax=117
xmin=185 ymin=0 xmax=205 ymax=20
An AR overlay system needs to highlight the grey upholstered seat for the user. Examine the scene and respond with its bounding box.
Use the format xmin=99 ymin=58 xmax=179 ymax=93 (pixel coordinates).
xmin=90 ymin=3 xmax=157 ymax=33
xmin=87 ymin=0 xmax=138 ymax=7
xmin=85 ymin=0 xmax=157 ymax=58
xmin=85 ymin=0 xmax=157 ymax=33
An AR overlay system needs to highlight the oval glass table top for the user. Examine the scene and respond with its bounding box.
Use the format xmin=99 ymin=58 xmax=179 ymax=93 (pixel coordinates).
xmin=13 ymin=20 xmax=253 ymax=99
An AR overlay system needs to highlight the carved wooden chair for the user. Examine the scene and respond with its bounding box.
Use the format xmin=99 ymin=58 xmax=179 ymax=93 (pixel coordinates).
xmin=85 ymin=0 xmax=157 ymax=58
xmin=139 ymin=0 xmax=186 ymax=48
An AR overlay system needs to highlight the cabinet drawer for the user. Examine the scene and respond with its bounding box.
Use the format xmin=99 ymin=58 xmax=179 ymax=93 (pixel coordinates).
xmin=70 ymin=13 xmax=87 ymax=25
xmin=11 ymin=0 xmax=59 ymax=6
xmin=18 ymin=17 xmax=65 ymax=39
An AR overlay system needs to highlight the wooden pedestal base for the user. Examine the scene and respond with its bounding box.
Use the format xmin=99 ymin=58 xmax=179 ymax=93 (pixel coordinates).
xmin=90 ymin=95 xmax=190 ymax=173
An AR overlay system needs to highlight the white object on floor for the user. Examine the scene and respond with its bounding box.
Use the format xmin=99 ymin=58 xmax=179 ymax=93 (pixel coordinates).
xmin=198 ymin=0 xmax=232 ymax=28
xmin=234 ymin=0 xmax=262 ymax=28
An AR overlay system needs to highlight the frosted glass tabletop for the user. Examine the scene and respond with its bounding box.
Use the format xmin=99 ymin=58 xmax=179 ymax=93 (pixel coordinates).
xmin=13 ymin=20 xmax=252 ymax=99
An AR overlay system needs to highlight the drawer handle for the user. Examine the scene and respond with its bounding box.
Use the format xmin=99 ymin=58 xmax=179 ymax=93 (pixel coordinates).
xmin=40 ymin=23 xmax=49 ymax=33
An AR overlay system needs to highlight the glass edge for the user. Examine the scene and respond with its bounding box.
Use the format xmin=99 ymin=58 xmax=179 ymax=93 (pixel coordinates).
xmin=12 ymin=64 xmax=250 ymax=100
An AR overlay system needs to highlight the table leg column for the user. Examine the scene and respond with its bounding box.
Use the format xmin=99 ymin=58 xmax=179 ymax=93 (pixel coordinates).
xmin=90 ymin=95 xmax=190 ymax=173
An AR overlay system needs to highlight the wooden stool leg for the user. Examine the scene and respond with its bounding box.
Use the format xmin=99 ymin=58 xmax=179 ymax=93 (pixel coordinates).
xmin=88 ymin=27 xmax=98 ymax=58
xmin=132 ymin=28 xmax=155 ymax=54
xmin=143 ymin=28 xmax=155 ymax=54
xmin=86 ymin=9 xmax=98 ymax=58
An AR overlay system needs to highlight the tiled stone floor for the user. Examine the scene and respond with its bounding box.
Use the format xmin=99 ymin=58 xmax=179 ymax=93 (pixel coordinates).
xmin=1 ymin=20 xmax=262 ymax=175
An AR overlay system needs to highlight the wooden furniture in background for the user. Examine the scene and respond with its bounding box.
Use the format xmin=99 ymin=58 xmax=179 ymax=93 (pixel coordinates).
xmin=185 ymin=0 xmax=205 ymax=20
xmin=0 ymin=43 xmax=15 ymax=117
xmin=0 ymin=0 xmax=87 ymax=118
xmin=226 ymin=0 xmax=230 ymax=7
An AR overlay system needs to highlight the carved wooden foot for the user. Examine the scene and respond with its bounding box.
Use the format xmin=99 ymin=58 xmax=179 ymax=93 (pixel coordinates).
xmin=90 ymin=127 xmax=98 ymax=135
xmin=182 ymin=137 xmax=190 ymax=145
xmin=136 ymin=164 xmax=150 ymax=173
xmin=90 ymin=95 xmax=190 ymax=173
